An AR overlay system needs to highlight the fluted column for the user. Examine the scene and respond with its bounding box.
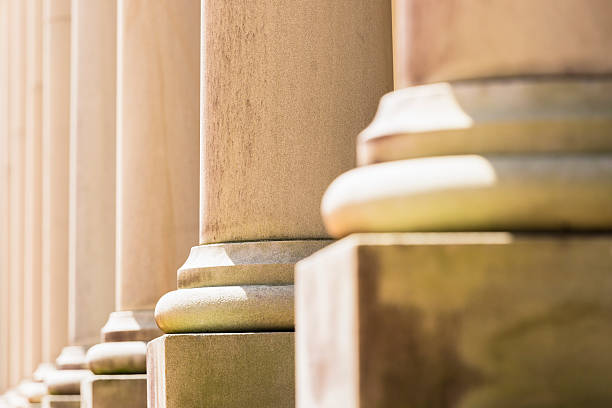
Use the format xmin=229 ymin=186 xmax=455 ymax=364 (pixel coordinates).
xmin=297 ymin=1 xmax=612 ymax=407
xmin=148 ymin=1 xmax=393 ymax=407
xmin=24 ymin=0 xmax=44 ymax=379
xmin=83 ymin=1 xmax=199 ymax=407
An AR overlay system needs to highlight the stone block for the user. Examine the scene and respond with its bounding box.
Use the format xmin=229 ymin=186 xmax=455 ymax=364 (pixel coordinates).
xmin=147 ymin=333 xmax=294 ymax=407
xmin=80 ymin=375 xmax=146 ymax=408
xmin=41 ymin=395 xmax=80 ymax=408
xmin=296 ymin=233 xmax=612 ymax=407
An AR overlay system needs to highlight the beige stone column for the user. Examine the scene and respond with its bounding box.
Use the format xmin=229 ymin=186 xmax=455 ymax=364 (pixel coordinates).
xmin=296 ymin=1 xmax=612 ymax=407
xmin=7 ymin=0 xmax=27 ymax=388
xmin=148 ymin=1 xmax=393 ymax=407
xmin=24 ymin=0 xmax=44 ymax=379
xmin=84 ymin=1 xmax=199 ymax=407
xmin=0 ymin=0 xmax=10 ymax=393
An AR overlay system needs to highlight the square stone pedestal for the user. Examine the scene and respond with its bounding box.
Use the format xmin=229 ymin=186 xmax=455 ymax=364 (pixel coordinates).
xmin=296 ymin=233 xmax=612 ymax=408
xmin=147 ymin=332 xmax=294 ymax=407
xmin=80 ymin=375 xmax=146 ymax=408
xmin=41 ymin=395 xmax=80 ymax=408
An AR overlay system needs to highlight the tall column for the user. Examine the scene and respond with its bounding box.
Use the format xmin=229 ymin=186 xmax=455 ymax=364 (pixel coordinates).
xmin=24 ymin=0 xmax=44 ymax=379
xmin=8 ymin=0 xmax=26 ymax=388
xmin=84 ymin=1 xmax=199 ymax=407
xmin=42 ymin=0 xmax=71 ymax=366
xmin=147 ymin=1 xmax=393 ymax=407
xmin=0 ymin=0 xmax=10 ymax=394
xmin=296 ymin=1 xmax=612 ymax=407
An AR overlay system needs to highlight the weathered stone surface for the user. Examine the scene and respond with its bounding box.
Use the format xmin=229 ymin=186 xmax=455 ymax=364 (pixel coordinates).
xmin=100 ymin=310 xmax=161 ymax=343
xmin=147 ymin=333 xmax=294 ymax=408
xmin=155 ymin=286 xmax=294 ymax=333
xmin=45 ymin=370 xmax=91 ymax=395
xmin=55 ymin=346 xmax=87 ymax=370
xmin=393 ymin=0 xmax=612 ymax=86
xmin=80 ymin=375 xmax=146 ymax=408
xmin=322 ymin=154 xmax=612 ymax=237
xmin=199 ymin=0 xmax=392 ymax=244
xmin=357 ymin=79 xmax=612 ymax=165
xmin=178 ymin=240 xmax=331 ymax=289
xmin=41 ymin=395 xmax=80 ymax=408
xmin=296 ymin=233 xmax=612 ymax=407
xmin=86 ymin=342 xmax=146 ymax=375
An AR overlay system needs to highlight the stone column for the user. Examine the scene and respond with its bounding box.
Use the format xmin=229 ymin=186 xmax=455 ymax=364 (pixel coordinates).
xmin=147 ymin=1 xmax=393 ymax=407
xmin=24 ymin=0 xmax=44 ymax=379
xmin=41 ymin=0 xmax=83 ymax=407
xmin=0 ymin=0 xmax=10 ymax=393
xmin=7 ymin=0 xmax=26 ymax=388
xmin=84 ymin=1 xmax=199 ymax=407
xmin=296 ymin=1 xmax=612 ymax=407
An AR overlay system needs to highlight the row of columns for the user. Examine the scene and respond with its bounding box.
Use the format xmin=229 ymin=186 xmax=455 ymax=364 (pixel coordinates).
xmin=3 ymin=0 xmax=610 ymax=407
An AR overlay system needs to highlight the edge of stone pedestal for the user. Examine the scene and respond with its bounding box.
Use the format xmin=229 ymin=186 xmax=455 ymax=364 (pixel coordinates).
xmin=45 ymin=370 xmax=92 ymax=395
xmin=101 ymin=310 xmax=162 ymax=342
xmin=86 ymin=341 xmax=147 ymax=375
xmin=357 ymin=78 xmax=612 ymax=165
xmin=41 ymin=395 xmax=81 ymax=408
xmin=155 ymin=285 xmax=294 ymax=333
xmin=177 ymin=240 xmax=331 ymax=288
xmin=322 ymin=154 xmax=612 ymax=237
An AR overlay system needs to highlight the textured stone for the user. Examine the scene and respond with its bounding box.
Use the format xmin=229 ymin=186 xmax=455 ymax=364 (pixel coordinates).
xmin=147 ymin=333 xmax=294 ymax=408
xmin=178 ymin=240 xmax=331 ymax=289
xmin=155 ymin=285 xmax=294 ymax=333
xmin=16 ymin=380 xmax=46 ymax=403
xmin=41 ymin=395 xmax=80 ymax=408
xmin=296 ymin=233 xmax=612 ymax=407
xmin=393 ymin=0 xmax=612 ymax=86
xmin=86 ymin=342 xmax=146 ymax=375
xmin=80 ymin=375 xmax=146 ymax=408
xmin=199 ymin=0 xmax=392 ymax=244
xmin=322 ymin=154 xmax=612 ymax=237
xmin=357 ymin=79 xmax=612 ymax=165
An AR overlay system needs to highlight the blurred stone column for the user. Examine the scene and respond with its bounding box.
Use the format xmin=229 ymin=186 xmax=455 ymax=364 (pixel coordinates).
xmin=296 ymin=1 xmax=612 ymax=407
xmin=83 ymin=1 xmax=199 ymax=407
xmin=41 ymin=0 xmax=85 ymax=407
xmin=147 ymin=1 xmax=393 ymax=407
xmin=0 ymin=0 xmax=10 ymax=394
xmin=24 ymin=0 xmax=44 ymax=380
xmin=7 ymin=0 xmax=26 ymax=388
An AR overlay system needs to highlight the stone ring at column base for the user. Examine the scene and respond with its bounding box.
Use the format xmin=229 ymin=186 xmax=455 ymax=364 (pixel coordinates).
xmin=358 ymin=78 xmax=612 ymax=165
xmin=100 ymin=310 xmax=162 ymax=342
xmin=155 ymin=285 xmax=294 ymax=333
xmin=86 ymin=341 xmax=147 ymax=375
xmin=322 ymin=154 xmax=612 ymax=237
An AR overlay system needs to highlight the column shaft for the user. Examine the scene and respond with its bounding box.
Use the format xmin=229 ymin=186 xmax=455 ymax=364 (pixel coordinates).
xmin=68 ymin=0 xmax=116 ymax=348
xmin=42 ymin=0 xmax=71 ymax=363
xmin=24 ymin=0 xmax=44 ymax=376
xmin=8 ymin=0 xmax=26 ymax=386
xmin=116 ymin=0 xmax=199 ymax=312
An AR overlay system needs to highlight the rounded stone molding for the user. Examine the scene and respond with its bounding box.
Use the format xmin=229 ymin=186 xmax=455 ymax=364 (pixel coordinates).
xmin=155 ymin=285 xmax=294 ymax=333
xmin=45 ymin=369 xmax=91 ymax=395
xmin=178 ymin=240 xmax=331 ymax=289
xmin=322 ymin=154 xmax=612 ymax=237
xmin=16 ymin=381 xmax=47 ymax=403
xmin=86 ymin=341 xmax=147 ymax=375
xmin=55 ymin=345 xmax=87 ymax=369
xmin=357 ymin=78 xmax=612 ymax=165
xmin=100 ymin=310 xmax=162 ymax=342
xmin=33 ymin=362 xmax=56 ymax=382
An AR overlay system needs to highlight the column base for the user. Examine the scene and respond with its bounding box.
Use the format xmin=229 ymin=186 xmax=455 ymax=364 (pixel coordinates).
xmin=147 ymin=333 xmax=294 ymax=408
xmin=86 ymin=342 xmax=146 ymax=374
xmin=296 ymin=232 xmax=612 ymax=407
xmin=80 ymin=375 xmax=146 ymax=408
xmin=41 ymin=395 xmax=80 ymax=408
